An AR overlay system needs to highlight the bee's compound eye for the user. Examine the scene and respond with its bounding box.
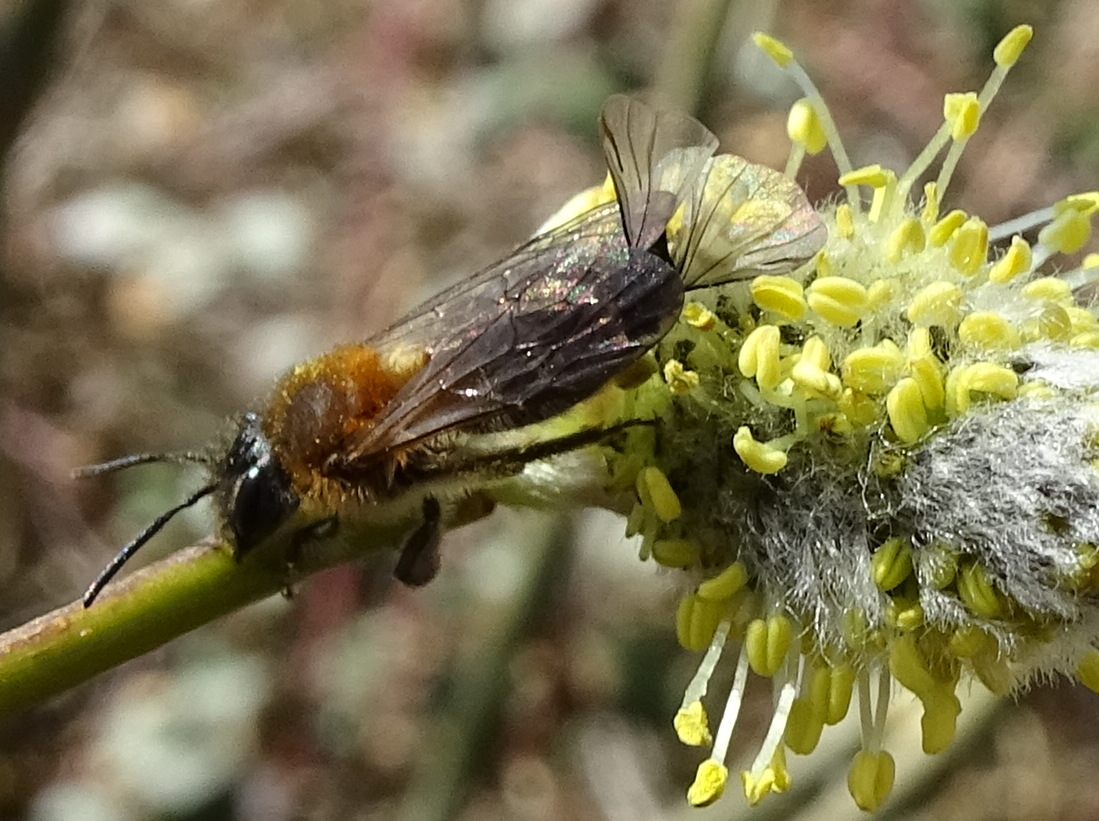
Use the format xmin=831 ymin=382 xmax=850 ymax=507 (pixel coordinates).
xmin=228 ymin=461 xmax=299 ymax=554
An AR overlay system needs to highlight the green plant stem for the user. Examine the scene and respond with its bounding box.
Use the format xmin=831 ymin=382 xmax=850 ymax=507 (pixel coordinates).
xmin=0 ymin=515 xmax=415 ymax=713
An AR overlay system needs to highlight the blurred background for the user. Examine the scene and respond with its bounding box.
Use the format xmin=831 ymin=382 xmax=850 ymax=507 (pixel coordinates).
xmin=3 ymin=0 xmax=1099 ymax=819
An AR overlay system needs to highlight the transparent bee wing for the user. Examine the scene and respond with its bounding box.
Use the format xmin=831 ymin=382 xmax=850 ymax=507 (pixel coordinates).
xmin=599 ymin=94 xmax=719 ymax=249
xmin=334 ymin=98 xmax=718 ymax=466
xmin=673 ymin=154 xmax=827 ymax=289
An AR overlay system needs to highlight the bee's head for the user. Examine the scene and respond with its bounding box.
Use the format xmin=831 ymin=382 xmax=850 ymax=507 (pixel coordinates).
xmin=77 ymin=412 xmax=299 ymax=607
xmin=216 ymin=411 xmax=300 ymax=555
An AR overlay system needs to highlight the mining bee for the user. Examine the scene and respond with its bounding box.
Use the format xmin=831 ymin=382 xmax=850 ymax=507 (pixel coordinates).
xmin=78 ymin=95 xmax=825 ymax=605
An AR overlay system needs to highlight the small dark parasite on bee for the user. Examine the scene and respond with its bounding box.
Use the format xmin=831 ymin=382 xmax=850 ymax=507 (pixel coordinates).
xmin=77 ymin=95 xmax=825 ymax=606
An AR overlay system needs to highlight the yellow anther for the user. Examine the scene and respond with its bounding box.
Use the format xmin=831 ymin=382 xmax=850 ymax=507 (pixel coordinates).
xmin=787 ymin=98 xmax=827 ymax=154
xmin=838 ymin=164 xmax=891 ymax=188
xmin=890 ymin=599 xmax=925 ymax=631
xmin=791 ymin=360 xmax=842 ymax=400
xmin=745 ymin=614 xmax=793 ymax=677
xmin=958 ymin=311 xmax=1021 ymax=350
xmin=806 ymin=276 xmax=870 ymax=327
xmin=801 ymin=335 xmax=832 ymax=371
xmin=683 ymin=302 xmax=717 ymax=330
xmin=1022 ymin=276 xmax=1074 ymax=304
xmin=1076 ymin=648 xmax=1099 ymax=693
xmin=785 ymin=697 xmax=824 ymax=755
xmin=1055 ymin=191 xmax=1099 ymax=217
xmin=957 ymin=562 xmax=1002 ymax=618
xmin=885 ymin=217 xmax=926 ymax=262
xmin=1018 ymin=380 xmax=1057 ymax=398
xmin=972 ymin=654 xmax=1014 ymax=696
xmin=921 ymin=181 xmax=940 ymax=223
xmin=929 ymin=209 xmax=968 ymax=246
xmin=1066 ymin=305 xmax=1098 ymax=333
xmin=837 ymin=388 xmax=878 ymax=427
xmin=988 ymin=235 xmax=1032 ymax=283
xmin=1023 ymin=305 xmax=1074 ymax=342
xmin=842 ymin=344 xmax=906 ymax=394
xmin=943 ymin=92 xmax=981 ymax=141
xmin=947 ymin=362 xmax=1018 ymax=415
xmin=948 ymin=625 xmax=997 ymax=659
xmin=872 ymin=537 xmax=914 ymax=591
xmin=907 ymin=327 xmax=934 ymax=358
xmin=674 ymin=700 xmax=712 ymax=746
xmin=835 ymin=203 xmax=855 ymax=239
xmin=920 ymin=686 xmax=962 ymax=754
xmin=636 ymin=466 xmax=682 ymax=523
xmin=687 ymin=758 xmax=728 ymax=807
xmin=738 ymin=325 xmax=782 ymax=388
xmin=751 ymin=31 xmax=794 ymax=67
xmin=751 ymin=275 xmax=807 ymax=320
xmin=733 ymin=426 xmax=788 ymax=474
xmin=1038 ymin=207 xmax=1092 ymax=254
xmin=742 ymin=752 xmax=790 ymax=805
xmin=993 ymin=24 xmax=1033 ymax=67
xmin=1086 ymin=253 xmax=1099 ymax=268
xmin=910 ymin=357 xmax=945 ymax=410
xmin=889 ymin=634 xmax=936 ymax=696
xmin=815 ymin=249 xmax=833 ymax=277
xmin=886 ymin=378 xmax=930 ymax=443
xmin=866 ymin=279 xmax=895 ymax=309
xmin=907 ymin=280 xmax=964 ymax=327
xmin=652 ymin=539 xmax=697 ymax=568
xmin=949 ymin=217 xmax=989 ymax=275
xmin=663 ymin=359 xmax=700 ymax=393
xmin=676 ymin=593 xmax=726 ymax=652
xmin=1073 ymin=331 xmax=1099 ymax=348
xmin=847 ymin=750 xmax=896 ymax=813
xmin=697 ymin=561 xmax=749 ymax=601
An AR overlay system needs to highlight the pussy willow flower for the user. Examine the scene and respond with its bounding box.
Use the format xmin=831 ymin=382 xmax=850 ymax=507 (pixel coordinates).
xmin=542 ymin=24 xmax=1099 ymax=811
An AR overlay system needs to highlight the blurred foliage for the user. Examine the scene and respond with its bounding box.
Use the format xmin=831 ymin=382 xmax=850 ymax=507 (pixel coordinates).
xmin=2 ymin=0 xmax=1099 ymax=819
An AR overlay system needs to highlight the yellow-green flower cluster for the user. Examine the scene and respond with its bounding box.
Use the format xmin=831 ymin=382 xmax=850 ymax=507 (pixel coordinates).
xmin=611 ymin=25 xmax=1099 ymax=811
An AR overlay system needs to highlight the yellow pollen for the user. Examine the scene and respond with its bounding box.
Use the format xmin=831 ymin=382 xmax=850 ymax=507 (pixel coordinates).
xmin=1077 ymin=649 xmax=1099 ymax=693
xmin=745 ymin=614 xmax=793 ymax=677
xmin=847 ymin=750 xmax=896 ymax=812
xmin=663 ymin=359 xmax=700 ymax=393
xmin=867 ymin=279 xmax=895 ymax=309
xmin=958 ymin=311 xmax=1021 ymax=350
xmin=946 ymin=362 xmax=1018 ymax=415
xmin=751 ymin=31 xmax=794 ymax=67
xmin=652 ymin=538 xmax=697 ymax=568
xmin=733 ymin=426 xmax=789 ymax=474
xmin=806 ymin=276 xmax=870 ymax=327
xmin=687 ymin=758 xmax=729 ymax=807
xmin=957 ymin=562 xmax=1003 ymax=617
xmin=1021 ymin=276 xmax=1074 ymax=304
xmin=1054 ymin=191 xmax=1099 ymax=217
xmin=636 ymin=466 xmax=682 ymax=523
xmin=929 ymin=209 xmax=967 ymax=246
xmin=801 ymin=335 xmax=832 ymax=370
xmin=994 ymin=24 xmax=1033 ymax=67
xmin=792 ymin=360 xmax=842 ymax=400
xmin=751 ymin=275 xmax=807 ymax=319
xmin=871 ymin=537 xmax=914 ymax=590
xmin=697 ymin=561 xmax=749 ymax=601
xmin=885 ymin=217 xmax=926 ymax=262
xmin=674 ymin=700 xmax=713 ymax=746
xmin=949 ymin=217 xmax=989 ymax=275
xmin=787 ymin=98 xmax=827 ymax=154
xmin=838 ymin=164 xmax=891 ymax=188
xmin=842 ymin=343 xmax=906 ymax=394
xmin=835 ymin=203 xmax=855 ymax=238
xmin=1038 ymin=207 xmax=1092 ymax=253
xmin=785 ymin=697 xmax=824 ymax=754
xmin=987 ymin=235 xmax=1032 ymax=283
xmin=738 ymin=325 xmax=783 ymax=389
xmin=886 ymin=378 xmax=929 ymax=442
xmin=683 ymin=301 xmax=717 ymax=330
xmin=906 ymin=281 xmax=964 ymax=327
xmin=943 ymin=92 xmax=981 ymax=141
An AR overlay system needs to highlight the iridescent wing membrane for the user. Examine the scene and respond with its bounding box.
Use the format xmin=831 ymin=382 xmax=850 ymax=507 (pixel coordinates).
xmin=333 ymin=96 xmax=720 ymax=467
xmin=674 ymin=153 xmax=827 ymax=288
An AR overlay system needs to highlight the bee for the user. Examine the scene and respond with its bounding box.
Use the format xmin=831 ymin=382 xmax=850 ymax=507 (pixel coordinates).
xmin=78 ymin=95 xmax=825 ymax=606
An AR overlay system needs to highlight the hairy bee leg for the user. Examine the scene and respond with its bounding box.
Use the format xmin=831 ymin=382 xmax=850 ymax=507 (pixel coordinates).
xmin=394 ymin=496 xmax=442 ymax=587
xmin=281 ymin=515 xmax=339 ymax=598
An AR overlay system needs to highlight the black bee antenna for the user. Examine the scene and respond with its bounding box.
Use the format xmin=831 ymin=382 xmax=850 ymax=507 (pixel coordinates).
xmin=72 ymin=451 xmax=210 ymax=478
xmin=82 ymin=481 xmax=219 ymax=607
